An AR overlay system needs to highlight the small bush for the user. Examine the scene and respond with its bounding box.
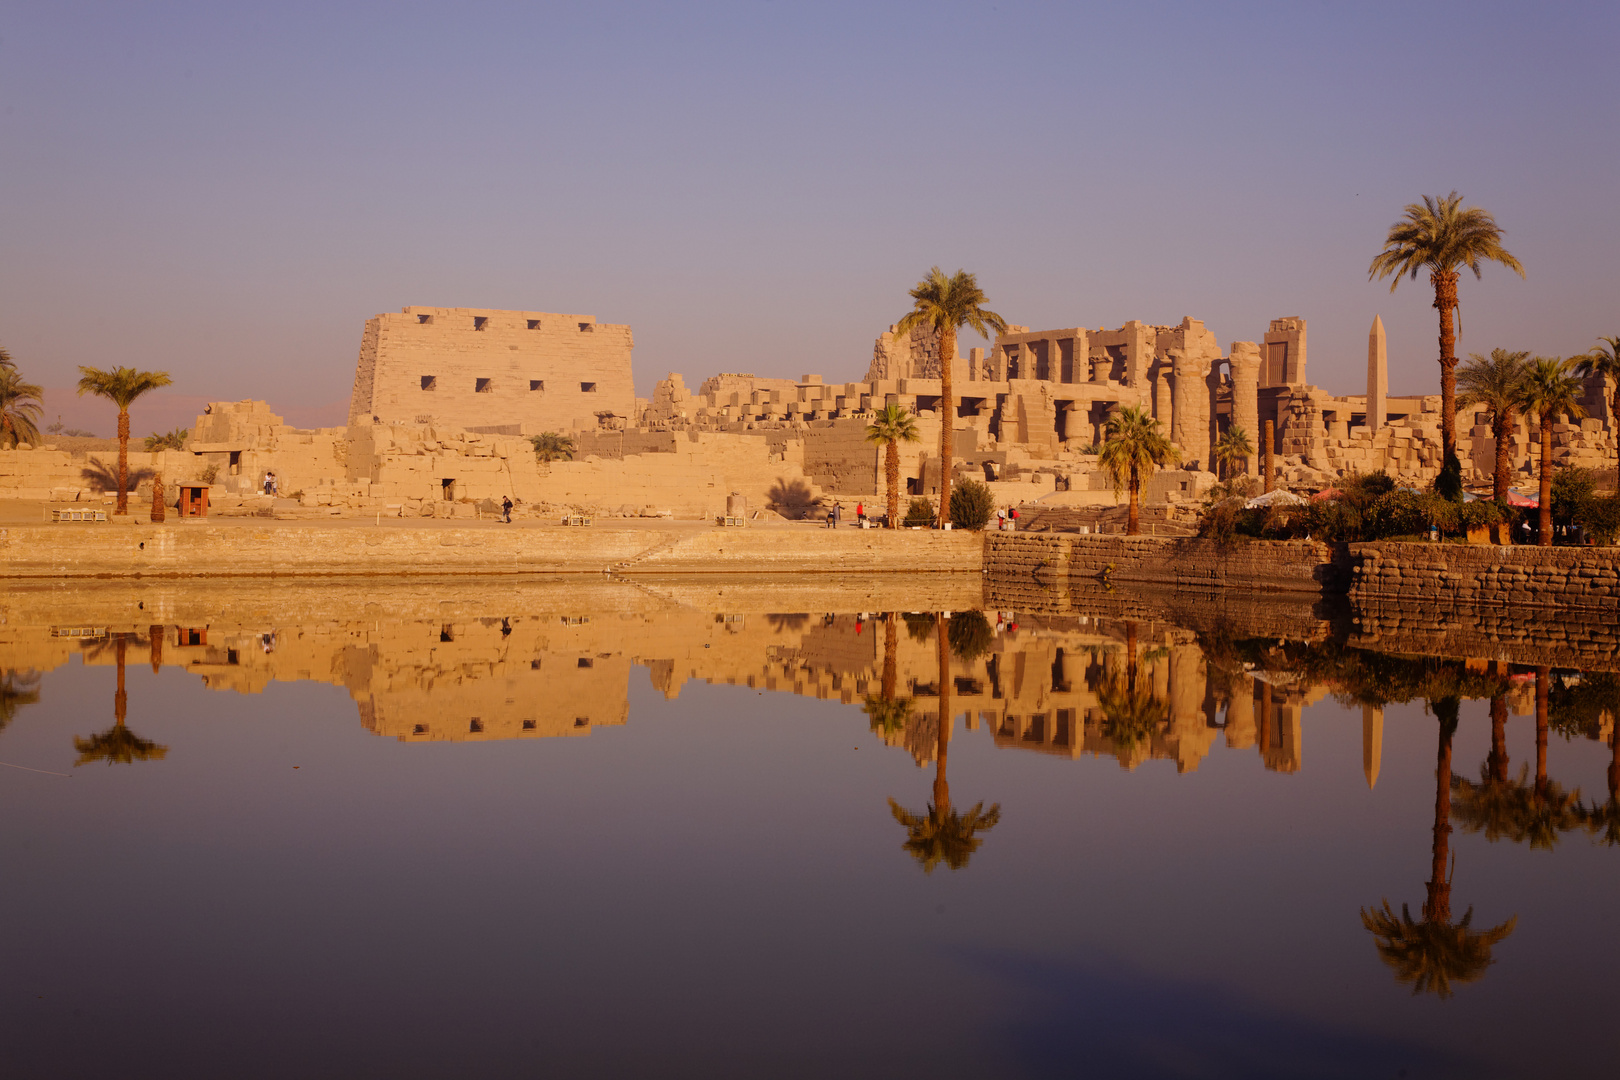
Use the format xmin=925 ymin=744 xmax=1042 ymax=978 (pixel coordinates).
xmin=199 ymin=463 xmax=218 ymax=485
xmin=903 ymin=497 xmax=935 ymax=528
xmin=1577 ymin=495 xmax=1620 ymax=545
xmin=949 ymin=480 xmax=995 ymax=530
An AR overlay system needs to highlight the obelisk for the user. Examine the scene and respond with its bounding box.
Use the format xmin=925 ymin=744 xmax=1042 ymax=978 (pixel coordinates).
xmin=1367 ymin=315 xmax=1388 ymax=434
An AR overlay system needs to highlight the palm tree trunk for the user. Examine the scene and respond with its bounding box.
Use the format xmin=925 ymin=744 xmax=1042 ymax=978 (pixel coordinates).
xmin=116 ymin=409 xmax=131 ymax=515
xmin=1127 ymin=465 xmax=1140 ymax=535
xmin=934 ymin=612 xmax=951 ymax=817
xmin=1535 ymin=666 xmax=1550 ymax=801
xmin=1431 ymin=269 xmax=1461 ymax=464
xmin=149 ymin=625 xmax=163 ymax=675
xmin=882 ymin=615 xmax=897 ymax=702
xmin=886 ymin=440 xmax=900 ymax=528
xmin=1423 ymin=716 xmax=1455 ymax=925
xmin=1612 ymin=385 xmax=1620 ymax=495
xmin=1489 ymin=693 xmax=1509 ymax=784
xmin=114 ymin=634 xmax=127 ymax=728
xmin=1125 ymin=622 xmax=1138 ymax=696
xmin=938 ymin=325 xmax=956 ymax=528
xmin=1493 ymin=410 xmax=1513 ymax=504
xmin=1538 ymin=411 xmax=1553 ymax=546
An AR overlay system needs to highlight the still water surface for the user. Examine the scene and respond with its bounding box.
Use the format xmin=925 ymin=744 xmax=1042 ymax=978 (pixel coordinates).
xmin=1 ymin=581 xmax=1616 ymax=1078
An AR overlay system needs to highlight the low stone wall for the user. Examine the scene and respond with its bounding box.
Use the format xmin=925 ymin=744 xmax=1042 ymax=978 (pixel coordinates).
xmin=984 ymin=533 xmax=1346 ymax=593
xmin=1348 ymin=541 xmax=1620 ymax=612
xmin=0 ymin=523 xmax=982 ymax=579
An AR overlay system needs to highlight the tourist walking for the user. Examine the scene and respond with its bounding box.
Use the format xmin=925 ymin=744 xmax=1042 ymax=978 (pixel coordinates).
xmin=501 ymin=496 xmax=513 ymax=523
xmin=856 ymin=501 xmax=865 ymax=526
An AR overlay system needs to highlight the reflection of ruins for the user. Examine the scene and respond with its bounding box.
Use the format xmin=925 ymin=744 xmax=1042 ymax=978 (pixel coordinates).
xmin=2 ymin=599 xmax=1328 ymax=778
xmin=5 ymin=580 xmax=1611 ymax=787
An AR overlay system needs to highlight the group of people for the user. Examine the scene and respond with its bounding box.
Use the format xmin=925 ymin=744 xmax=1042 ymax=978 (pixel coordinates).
xmin=824 ymin=501 xmax=871 ymax=528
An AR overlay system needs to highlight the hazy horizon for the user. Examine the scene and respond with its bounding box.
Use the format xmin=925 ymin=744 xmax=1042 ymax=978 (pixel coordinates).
xmin=4 ymin=1 xmax=1617 ymax=438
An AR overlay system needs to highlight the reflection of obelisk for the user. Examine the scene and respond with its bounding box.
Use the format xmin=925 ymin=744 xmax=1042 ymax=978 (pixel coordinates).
xmin=1362 ymin=705 xmax=1384 ymax=789
xmin=1367 ymin=316 xmax=1388 ymax=434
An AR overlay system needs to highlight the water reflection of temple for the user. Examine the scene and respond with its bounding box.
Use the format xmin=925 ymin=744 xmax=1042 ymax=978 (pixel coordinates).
xmin=6 ymin=606 xmax=1346 ymax=776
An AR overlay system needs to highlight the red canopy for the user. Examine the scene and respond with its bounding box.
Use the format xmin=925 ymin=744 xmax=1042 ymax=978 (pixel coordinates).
xmin=1505 ymin=489 xmax=1539 ymax=508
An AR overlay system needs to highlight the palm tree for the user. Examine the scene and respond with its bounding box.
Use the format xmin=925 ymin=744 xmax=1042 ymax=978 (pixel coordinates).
xmin=1098 ymin=406 xmax=1179 ymax=535
xmin=72 ymin=634 xmax=168 ymax=766
xmin=76 ymin=366 xmax=173 ymax=515
xmin=865 ymin=404 xmax=920 ymax=528
xmin=0 ymin=366 xmax=44 ymax=449
xmin=1213 ymin=425 xmax=1253 ymax=480
xmin=888 ymin=612 xmax=1001 ymax=872
xmin=529 ymin=431 xmax=575 ymax=463
xmin=143 ymin=427 xmax=189 ymax=451
xmin=893 ymin=269 xmax=1008 ymax=528
xmin=863 ymin=613 xmax=915 ymax=737
xmin=1519 ymin=357 xmax=1587 ymax=546
xmin=1369 ymin=192 xmax=1525 ymax=467
xmin=1456 ymin=349 xmax=1530 ymax=503
xmin=1360 ymin=698 xmax=1515 ymax=998
xmin=1574 ymin=336 xmax=1620 ymax=492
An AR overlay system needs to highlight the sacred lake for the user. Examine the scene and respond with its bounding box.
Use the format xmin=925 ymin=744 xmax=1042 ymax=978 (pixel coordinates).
xmin=1 ymin=576 xmax=1616 ymax=1078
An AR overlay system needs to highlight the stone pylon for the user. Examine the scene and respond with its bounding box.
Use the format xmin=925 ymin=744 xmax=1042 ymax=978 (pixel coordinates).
xmin=1229 ymin=342 xmax=1262 ymax=477
xmin=1362 ymin=704 xmax=1383 ymax=789
xmin=1367 ymin=316 xmax=1388 ymax=434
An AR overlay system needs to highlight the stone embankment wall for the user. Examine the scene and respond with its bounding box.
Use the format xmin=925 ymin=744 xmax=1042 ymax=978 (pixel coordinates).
xmin=984 ymin=534 xmax=1346 ymax=593
xmin=0 ymin=524 xmax=982 ymax=579
xmin=1348 ymin=541 xmax=1620 ymax=613
xmin=1349 ymin=598 xmax=1620 ymax=673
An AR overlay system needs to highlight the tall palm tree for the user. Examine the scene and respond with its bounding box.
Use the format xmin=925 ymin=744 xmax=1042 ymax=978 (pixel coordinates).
xmin=865 ymin=404 xmax=920 ymax=528
xmin=1369 ymin=192 xmax=1525 ymax=467
xmin=1456 ymin=349 xmax=1530 ymax=503
xmin=1213 ymin=425 xmax=1253 ymax=480
xmin=1519 ymin=357 xmax=1587 ymax=546
xmin=888 ymin=612 xmax=1000 ymax=872
xmin=76 ymin=366 xmax=173 ymax=515
xmin=893 ymin=269 xmax=1007 ymax=528
xmin=0 ymin=366 xmax=44 ymax=449
xmin=1098 ymin=406 xmax=1179 ymax=535
xmin=73 ymin=634 xmax=168 ymax=766
xmin=1360 ymin=698 xmax=1515 ymax=998
xmin=1574 ymin=336 xmax=1620 ymax=492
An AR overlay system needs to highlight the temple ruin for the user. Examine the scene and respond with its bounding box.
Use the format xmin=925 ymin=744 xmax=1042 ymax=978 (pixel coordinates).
xmin=3 ymin=303 xmax=1615 ymax=520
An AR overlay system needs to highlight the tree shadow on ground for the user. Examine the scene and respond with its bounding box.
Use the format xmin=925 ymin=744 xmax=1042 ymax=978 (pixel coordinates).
xmin=80 ymin=460 xmax=156 ymax=494
xmin=767 ymin=478 xmax=821 ymax=519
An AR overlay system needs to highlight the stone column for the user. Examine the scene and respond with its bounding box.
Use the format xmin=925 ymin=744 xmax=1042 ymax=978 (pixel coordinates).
xmin=1171 ymin=350 xmax=1210 ymax=469
xmin=1263 ymin=419 xmax=1275 ymax=492
xmin=1229 ymin=342 xmax=1262 ymax=477
xmin=1225 ymin=676 xmax=1255 ymax=749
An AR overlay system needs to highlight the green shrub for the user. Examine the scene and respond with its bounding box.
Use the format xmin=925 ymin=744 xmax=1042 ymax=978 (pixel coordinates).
xmin=902 ymin=497 xmax=935 ymax=528
xmin=1577 ymin=495 xmax=1620 ymax=545
xmin=949 ymin=479 xmax=995 ymax=530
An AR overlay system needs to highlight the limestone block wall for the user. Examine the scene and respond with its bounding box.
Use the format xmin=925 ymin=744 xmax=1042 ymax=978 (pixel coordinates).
xmin=1348 ymin=541 xmax=1620 ymax=612
xmin=348 ymin=306 xmax=634 ymax=434
xmin=983 ymin=534 xmax=1346 ymax=593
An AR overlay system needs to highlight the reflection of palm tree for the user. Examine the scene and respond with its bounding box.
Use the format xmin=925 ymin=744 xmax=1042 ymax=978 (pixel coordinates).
xmin=888 ymin=612 xmax=1000 ymax=872
xmin=1094 ymin=621 xmax=1167 ymax=755
xmin=73 ymin=634 xmax=168 ymax=767
xmin=1584 ymin=710 xmax=1620 ymax=846
xmin=863 ymin=619 xmax=914 ymax=738
xmin=1361 ymin=698 xmax=1515 ymax=998
xmin=765 ymin=613 xmax=810 ymax=633
xmin=0 ymin=669 xmax=42 ymax=734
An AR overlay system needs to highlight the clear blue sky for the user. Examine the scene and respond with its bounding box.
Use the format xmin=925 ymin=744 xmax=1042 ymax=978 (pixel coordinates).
xmin=3 ymin=0 xmax=1616 ymax=433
